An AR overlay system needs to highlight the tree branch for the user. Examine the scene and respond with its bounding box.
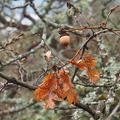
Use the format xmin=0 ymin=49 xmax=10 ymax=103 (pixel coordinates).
xmin=2 ymin=2 xmax=30 ymax=10
xmin=0 ymin=72 xmax=37 ymax=90
xmin=0 ymin=72 xmax=100 ymax=119
xmin=0 ymin=39 xmax=43 ymax=68
xmin=0 ymin=15 xmax=30 ymax=30
xmin=23 ymin=1 xmax=36 ymax=24
xmin=75 ymin=102 xmax=100 ymax=120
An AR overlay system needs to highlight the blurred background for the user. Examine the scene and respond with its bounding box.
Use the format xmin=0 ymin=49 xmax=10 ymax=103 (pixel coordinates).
xmin=0 ymin=0 xmax=120 ymax=120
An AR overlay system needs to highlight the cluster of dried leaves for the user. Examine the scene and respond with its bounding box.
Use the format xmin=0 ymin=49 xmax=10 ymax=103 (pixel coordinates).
xmin=33 ymin=52 xmax=100 ymax=109
xmin=70 ymin=53 xmax=100 ymax=83
xmin=33 ymin=69 xmax=78 ymax=109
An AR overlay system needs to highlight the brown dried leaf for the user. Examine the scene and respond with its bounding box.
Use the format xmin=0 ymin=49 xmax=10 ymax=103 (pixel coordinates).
xmin=44 ymin=51 xmax=52 ymax=61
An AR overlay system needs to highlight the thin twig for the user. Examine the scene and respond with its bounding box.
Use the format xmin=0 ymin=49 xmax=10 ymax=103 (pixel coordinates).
xmin=0 ymin=81 xmax=8 ymax=92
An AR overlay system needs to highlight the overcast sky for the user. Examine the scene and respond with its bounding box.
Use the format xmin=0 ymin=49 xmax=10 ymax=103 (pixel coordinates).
xmin=3 ymin=0 xmax=45 ymax=25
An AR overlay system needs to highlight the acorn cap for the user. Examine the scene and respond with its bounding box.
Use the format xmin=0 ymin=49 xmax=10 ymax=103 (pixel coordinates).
xmin=58 ymin=28 xmax=68 ymax=35
xmin=60 ymin=33 xmax=69 ymax=38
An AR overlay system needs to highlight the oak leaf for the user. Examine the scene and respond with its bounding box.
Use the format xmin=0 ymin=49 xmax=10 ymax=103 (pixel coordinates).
xmin=58 ymin=70 xmax=78 ymax=104
xmin=33 ymin=69 xmax=78 ymax=109
xmin=45 ymin=92 xmax=62 ymax=109
xmin=70 ymin=53 xmax=100 ymax=83
xmin=67 ymin=88 xmax=78 ymax=105
xmin=33 ymin=73 xmax=60 ymax=109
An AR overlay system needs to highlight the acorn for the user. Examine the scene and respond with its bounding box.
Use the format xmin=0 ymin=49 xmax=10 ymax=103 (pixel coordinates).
xmin=58 ymin=28 xmax=70 ymax=47
xmin=59 ymin=33 xmax=70 ymax=47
